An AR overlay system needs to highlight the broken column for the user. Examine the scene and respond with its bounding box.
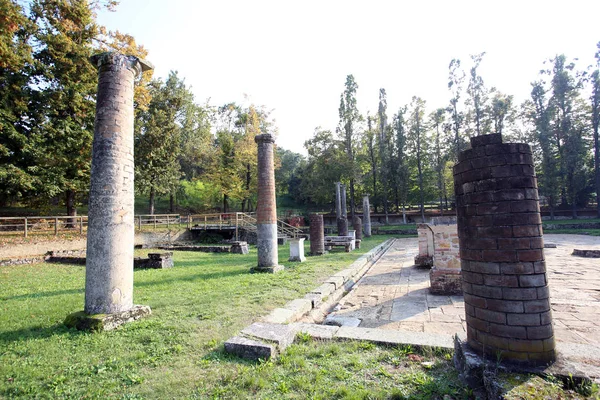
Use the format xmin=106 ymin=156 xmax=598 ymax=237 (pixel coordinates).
xmin=428 ymin=217 xmax=461 ymax=295
xmin=335 ymin=182 xmax=348 ymax=236
xmin=309 ymin=214 xmax=325 ymax=256
xmin=363 ymin=195 xmax=371 ymax=237
xmin=288 ymin=238 xmax=306 ymax=262
xmin=253 ymin=133 xmax=282 ymax=273
xmin=65 ymin=52 xmax=153 ymax=331
xmin=352 ymin=215 xmax=362 ymax=248
xmin=454 ymin=133 xmax=555 ymax=365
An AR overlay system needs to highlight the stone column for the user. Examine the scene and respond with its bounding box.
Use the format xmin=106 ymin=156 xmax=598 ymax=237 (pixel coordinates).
xmin=352 ymin=216 xmax=362 ymax=240
xmin=309 ymin=214 xmax=325 ymax=256
xmin=454 ymin=133 xmax=555 ymax=365
xmin=363 ymin=195 xmax=371 ymax=237
xmin=65 ymin=52 xmax=153 ymax=331
xmin=335 ymin=182 xmax=342 ymax=220
xmin=253 ymin=134 xmax=282 ymax=273
xmin=337 ymin=183 xmax=348 ymax=236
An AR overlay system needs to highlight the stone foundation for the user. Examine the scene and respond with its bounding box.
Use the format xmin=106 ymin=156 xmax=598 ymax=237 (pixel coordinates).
xmin=64 ymin=305 xmax=151 ymax=332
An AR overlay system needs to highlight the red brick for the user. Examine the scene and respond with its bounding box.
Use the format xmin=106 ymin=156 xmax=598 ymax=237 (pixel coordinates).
xmin=465 ymin=303 xmax=475 ymax=316
xmin=489 ymin=323 xmax=527 ymax=339
xmin=484 ymin=274 xmax=519 ymax=287
xmin=486 ymin=299 xmax=524 ymax=313
xmin=524 ymin=300 xmax=551 ymax=313
xmin=519 ymin=274 xmax=546 ymax=287
xmin=477 ymin=202 xmax=511 ymax=215
xmin=543 ymin=337 xmax=555 ymax=351
xmin=490 ymin=165 xmax=522 ymax=178
xmin=526 ymin=325 xmax=553 ymax=340
xmin=482 ymin=250 xmax=517 ymax=262
xmin=502 ymin=287 xmax=538 ymax=300
xmin=464 ymin=293 xmax=487 ymax=308
xmin=533 ymin=261 xmax=546 ymax=273
xmin=507 ymin=313 xmax=540 ymax=326
xmin=497 ymin=238 xmax=532 ymax=250
xmin=505 ymin=153 xmax=533 ymax=165
xmin=508 ymin=339 xmax=544 ymax=352
xmin=462 ymin=271 xmax=484 ymax=284
xmin=465 ymin=314 xmax=489 ymax=332
xmin=529 ymin=237 xmax=544 ymax=249
xmin=462 ymin=281 xmax=473 ymax=293
xmin=475 ymin=308 xmax=507 ymax=324
xmin=471 ymin=284 xmax=503 ymax=299
xmin=493 ymin=190 xmax=526 ymax=202
xmin=521 ymin=164 xmax=536 ymax=176
xmin=468 ymin=261 xmax=500 ymax=274
xmin=477 ymin=226 xmax=513 ymax=238
xmin=460 ymin=248 xmax=483 ymax=261
xmin=476 ymin=331 xmax=510 ymax=350
xmin=512 ymin=225 xmax=540 ymax=237
xmin=524 ymin=188 xmax=539 ymax=199
xmin=517 ymin=249 xmax=543 ymax=262
xmin=470 ymin=215 xmax=493 ymax=227
xmin=471 ymin=154 xmax=506 ymax=168
xmin=540 ymin=311 xmax=552 ymax=325
xmin=510 ymin=199 xmax=539 ymax=213
xmin=465 ymin=238 xmax=497 ymax=250
xmin=500 ymin=262 xmax=534 ymax=274
xmin=537 ymin=286 xmax=550 ymax=299
xmin=484 ymin=143 xmax=507 ymax=155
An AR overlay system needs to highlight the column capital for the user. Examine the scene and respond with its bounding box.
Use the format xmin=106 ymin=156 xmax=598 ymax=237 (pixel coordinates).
xmin=90 ymin=52 xmax=153 ymax=78
xmin=255 ymin=133 xmax=275 ymax=144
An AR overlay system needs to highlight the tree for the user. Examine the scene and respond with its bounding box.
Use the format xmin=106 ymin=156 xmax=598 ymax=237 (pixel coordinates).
xmin=392 ymin=106 xmax=409 ymax=223
xmin=447 ymin=59 xmax=465 ymax=159
xmin=364 ymin=115 xmax=378 ymax=212
xmin=135 ymin=72 xmax=186 ymax=214
xmin=0 ymin=0 xmax=38 ymax=206
xmin=591 ymin=42 xmax=600 ymax=217
xmin=430 ymin=108 xmax=447 ymax=215
xmin=466 ymin=52 xmax=489 ymax=136
xmin=408 ymin=96 xmax=427 ymax=221
xmin=377 ymin=88 xmax=390 ymax=223
xmin=489 ymin=89 xmax=514 ymax=135
xmin=337 ymin=74 xmax=361 ymax=219
xmin=30 ymin=0 xmax=100 ymax=222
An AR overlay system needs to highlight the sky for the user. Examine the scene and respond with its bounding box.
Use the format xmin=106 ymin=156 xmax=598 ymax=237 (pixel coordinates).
xmin=97 ymin=0 xmax=600 ymax=154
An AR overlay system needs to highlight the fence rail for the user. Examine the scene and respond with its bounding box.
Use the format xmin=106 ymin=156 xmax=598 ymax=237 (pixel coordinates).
xmin=0 ymin=212 xmax=304 ymax=239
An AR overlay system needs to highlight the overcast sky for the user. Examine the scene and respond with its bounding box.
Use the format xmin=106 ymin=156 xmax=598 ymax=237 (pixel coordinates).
xmin=98 ymin=0 xmax=600 ymax=154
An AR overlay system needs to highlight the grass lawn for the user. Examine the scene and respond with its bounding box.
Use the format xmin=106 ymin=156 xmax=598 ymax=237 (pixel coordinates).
xmin=1 ymin=234 xmax=458 ymax=399
xmin=376 ymin=224 xmax=417 ymax=232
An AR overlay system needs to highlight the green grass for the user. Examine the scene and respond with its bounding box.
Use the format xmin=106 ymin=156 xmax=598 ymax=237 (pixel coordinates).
xmin=544 ymin=229 xmax=600 ymax=236
xmin=1 ymin=235 xmax=410 ymax=399
xmin=376 ymin=224 xmax=417 ymax=232
xmin=542 ymin=218 xmax=600 ymax=225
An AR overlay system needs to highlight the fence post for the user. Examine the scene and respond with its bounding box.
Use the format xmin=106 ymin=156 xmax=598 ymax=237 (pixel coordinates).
xmin=219 ymin=214 xmax=222 ymax=229
xmin=24 ymin=217 xmax=28 ymax=238
xmin=138 ymin=216 xmax=142 ymax=231
xmin=187 ymin=214 xmax=190 ymax=230
xmin=54 ymin=217 xmax=58 ymax=236
xmin=153 ymin=215 xmax=157 ymax=230
xmin=80 ymin=216 xmax=83 ymax=235
xmin=167 ymin=215 xmax=170 ymax=229
xmin=204 ymin=215 xmax=207 ymax=229
xmin=235 ymin=213 xmax=239 ymax=241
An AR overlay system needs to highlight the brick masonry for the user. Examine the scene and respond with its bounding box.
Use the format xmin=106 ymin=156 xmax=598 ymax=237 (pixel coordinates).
xmin=309 ymin=214 xmax=325 ymax=255
xmin=454 ymin=133 xmax=555 ymax=365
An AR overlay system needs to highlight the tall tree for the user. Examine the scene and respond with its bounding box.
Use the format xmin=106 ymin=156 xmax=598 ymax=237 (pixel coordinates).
xmin=448 ymin=59 xmax=465 ymax=159
xmin=430 ymin=108 xmax=447 ymax=215
xmin=591 ymin=42 xmax=600 ymax=218
xmin=338 ymin=74 xmax=361 ymax=219
xmin=135 ymin=72 xmax=186 ymax=214
xmin=365 ymin=115 xmax=378 ymax=213
xmin=377 ymin=88 xmax=390 ymax=223
xmin=393 ymin=106 xmax=409 ymax=223
xmin=0 ymin=0 xmax=37 ymax=206
xmin=489 ymin=89 xmax=514 ymax=135
xmin=408 ymin=96 xmax=427 ymax=221
xmin=31 ymin=0 xmax=100 ymax=222
xmin=466 ymin=52 xmax=488 ymax=136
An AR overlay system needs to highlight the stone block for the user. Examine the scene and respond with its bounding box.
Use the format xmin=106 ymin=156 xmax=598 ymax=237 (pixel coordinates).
xmin=64 ymin=305 xmax=151 ymax=332
xmin=310 ymin=283 xmax=335 ymax=297
xmin=292 ymin=323 xmax=339 ymax=340
xmin=262 ymin=308 xmax=295 ymax=324
xmin=429 ymin=267 xmax=462 ymax=295
xmin=323 ymin=316 xmax=361 ymax=327
xmin=224 ymin=336 xmax=275 ymax=360
xmin=324 ymin=276 xmax=344 ymax=290
xmin=241 ymin=322 xmax=297 ymax=349
xmin=283 ymin=298 xmax=313 ymax=319
xmin=230 ymin=241 xmax=249 ymax=254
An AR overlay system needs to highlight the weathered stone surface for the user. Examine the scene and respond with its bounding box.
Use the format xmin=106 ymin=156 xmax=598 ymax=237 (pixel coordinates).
xmin=288 ymin=238 xmax=306 ymax=262
xmin=292 ymin=323 xmax=339 ymax=340
xmin=84 ymin=52 xmax=152 ymax=316
xmin=309 ymin=214 xmax=325 ymax=256
xmin=362 ymin=195 xmax=371 ymax=237
xmin=262 ymin=308 xmax=295 ymax=324
xmin=324 ymin=316 xmax=361 ymax=327
xmin=224 ymin=336 xmax=275 ymax=360
xmin=310 ymin=283 xmax=336 ymax=297
xmin=64 ymin=305 xmax=151 ymax=332
xmin=284 ymin=298 xmax=313 ymax=318
xmin=241 ymin=322 xmax=297 ymax=349
xmin=572 ymin=249 xmax=600 ymax=258
xmin=335 ymin=326 xmax=454 ymax=348
xmin=230 ymin=241 xmax=249 ymax=254
xmin=324 ymin=276 xmax=344 ymax=290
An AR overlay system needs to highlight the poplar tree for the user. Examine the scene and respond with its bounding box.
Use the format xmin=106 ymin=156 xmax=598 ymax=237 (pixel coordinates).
xmin=591 ymin=42 xmax=600 ymax=217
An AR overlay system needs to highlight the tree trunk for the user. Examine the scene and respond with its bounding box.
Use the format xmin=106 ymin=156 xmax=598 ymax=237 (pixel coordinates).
xmin=170 ymin=194 xmax=175 ymax=213
xmin=223 ymin=194 xmax=228 ymax=214
xmin=149 ymin=187 xmax=155 ymax=215
xmin=402 ymin=204 xmax=406 ymax=224
xmin=66 ymin=190 xmax=77 ymax=228
xmin=349 ymin=179 xmax=355 ymax=221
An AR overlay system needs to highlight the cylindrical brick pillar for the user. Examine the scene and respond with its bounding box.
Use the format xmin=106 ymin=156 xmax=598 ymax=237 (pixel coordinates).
xmin=85 ymin=53 xmax=152 ymax=314
xmin=253 ymin=133 xmax=282 ymax=273
xmin=363 ymin=195 xmax=371 ymax=237
xmin=454 ymin=133 xmax=555 ymax=365
xmin=309 ymin=214 xmax=325 ymax=256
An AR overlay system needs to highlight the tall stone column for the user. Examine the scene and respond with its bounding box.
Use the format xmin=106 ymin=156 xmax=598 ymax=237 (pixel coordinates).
xmin=336 ymin=183 xmax=349 ymax=236
xmin=65 ymin=52 xmax=153 ymax=331
xmin=309 ymin=214 xmax=325 ymax=256
xmin=253 ymin=134 xmax=282 ymax=273
xmin=454 ymin=133 xmax=555 ymax=366
xmin=363 ymin=195 xmax=372 ymax=237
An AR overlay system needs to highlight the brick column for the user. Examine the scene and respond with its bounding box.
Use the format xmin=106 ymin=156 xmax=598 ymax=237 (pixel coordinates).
xmin=454 ymin=133 xmax=555 ymax=365
xmin=253 ymin=133 xmax=282 ymax=273
xmin=84 ymin=53 xmax=152 ymax=315
xmin=363 ymin=195 xmax=371 ymax=237
xmin=309 ymin=214 xmax=325 ymax=256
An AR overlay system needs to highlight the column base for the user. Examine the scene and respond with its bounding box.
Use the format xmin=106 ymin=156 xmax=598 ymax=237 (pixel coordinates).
xmin=64 ymin=305 xmax=151 ymax=332
xmin=288 ymin=256 xmax=306 ymax=262
xmin=250 ymin=265 xmax=284 ymax=273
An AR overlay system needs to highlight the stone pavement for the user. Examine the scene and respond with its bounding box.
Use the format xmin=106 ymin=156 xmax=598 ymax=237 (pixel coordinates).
xmin=328 ymin=234 xmax=600 ymax=350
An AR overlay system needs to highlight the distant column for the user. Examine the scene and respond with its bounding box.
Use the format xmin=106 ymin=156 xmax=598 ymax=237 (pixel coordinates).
xmin=309 ymin=214 xmax=325 ymax=256
xmin=253 ymin=134 xmax=282 ymax=273
xmin=352 ymin=216 xmax=362 ymax=240
xmin=84 ymin=52 xmax=153 ymax=315
xmin=337 ymin=183 xmax=349 ymax=236
xmin=363 ymin=195 xmax=372 ymax=237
